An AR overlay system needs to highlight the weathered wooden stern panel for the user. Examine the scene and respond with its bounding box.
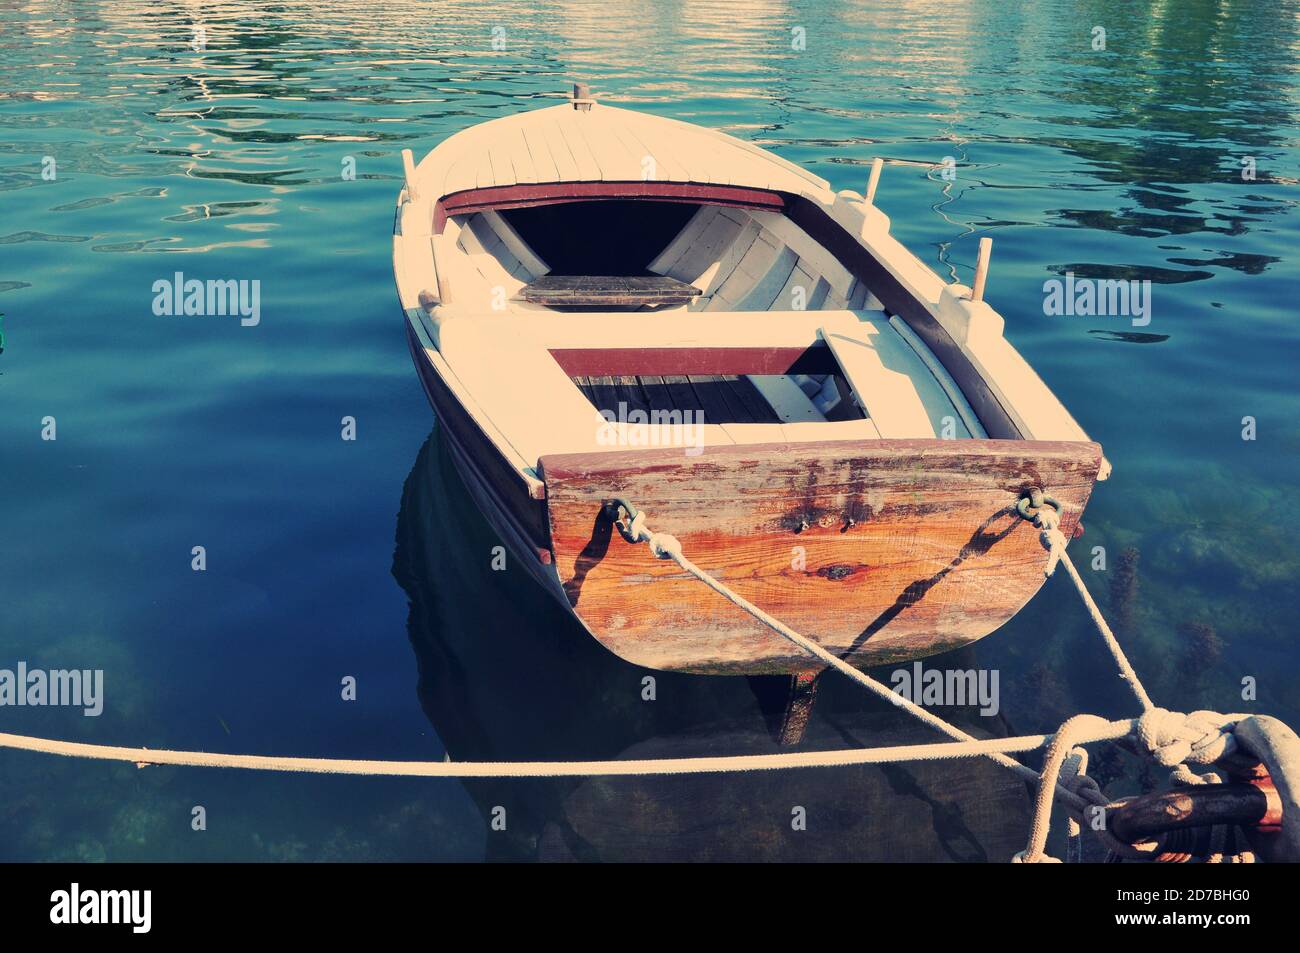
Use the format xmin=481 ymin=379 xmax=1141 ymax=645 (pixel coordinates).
xmin=540 ymin=439 xmax=1102 ymax=675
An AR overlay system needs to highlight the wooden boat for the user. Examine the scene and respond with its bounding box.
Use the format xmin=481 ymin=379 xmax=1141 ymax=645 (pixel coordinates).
xmin=393 ymin=85 xmax=1107 ymax=677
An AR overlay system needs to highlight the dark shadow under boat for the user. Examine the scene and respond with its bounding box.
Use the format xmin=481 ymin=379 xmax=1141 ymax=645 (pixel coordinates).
xmin=392 ymin=425 xmax=1034 ymax=861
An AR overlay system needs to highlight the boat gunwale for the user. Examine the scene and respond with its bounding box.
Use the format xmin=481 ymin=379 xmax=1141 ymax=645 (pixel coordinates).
xmin=433 ymin=180 xmax=790 ymax=234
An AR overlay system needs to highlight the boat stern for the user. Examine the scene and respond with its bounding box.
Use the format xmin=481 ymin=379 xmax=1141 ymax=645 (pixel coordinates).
xmin=539 ymin=437 xmax=1103 ymax=675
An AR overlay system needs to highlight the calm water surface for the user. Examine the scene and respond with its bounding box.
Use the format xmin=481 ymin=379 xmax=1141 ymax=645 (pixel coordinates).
xmin=1 ymin=0 xmax=1298 ymax=861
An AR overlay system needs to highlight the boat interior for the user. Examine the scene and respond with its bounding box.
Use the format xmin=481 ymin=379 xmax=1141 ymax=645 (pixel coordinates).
xmin=430 ymin=197 xmax=990 ymax=456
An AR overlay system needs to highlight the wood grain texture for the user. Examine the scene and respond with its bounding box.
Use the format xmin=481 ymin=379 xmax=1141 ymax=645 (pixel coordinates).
xmin=539 ymin=438 xmax=1102 ymax=674
xmin=520 ymin=275 xmax=702 ymax=306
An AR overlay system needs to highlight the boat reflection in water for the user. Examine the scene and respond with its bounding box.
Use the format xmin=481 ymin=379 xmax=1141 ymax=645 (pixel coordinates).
xmin=393 ymin=427 xmax=1033 ymax=861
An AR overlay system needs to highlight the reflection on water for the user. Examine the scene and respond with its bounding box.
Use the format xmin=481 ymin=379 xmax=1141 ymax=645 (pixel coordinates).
xmin=394 ymin=430 xmax=1031 ymax=861
xmin=0 ymin=0 xmax=1296 ymax=860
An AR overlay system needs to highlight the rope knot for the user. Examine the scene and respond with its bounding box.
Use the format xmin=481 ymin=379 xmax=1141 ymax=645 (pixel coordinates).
xmin=1170 ymin=763 xmax=1223 ymax=787
xmin=1137 ymin=708 xmax=1238 ymax=768
xmin=648 ymin=532 xmax=682 ymax=561
xmin=1034 ymin=506 xmax=1067 ymax=577
xmin=1059 ymin=753 xmax=1106 ymax=807
xmin=1017 ymin=491 xmax=1066 ymax=577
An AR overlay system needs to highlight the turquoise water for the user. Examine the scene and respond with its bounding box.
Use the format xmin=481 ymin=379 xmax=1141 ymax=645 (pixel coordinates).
xmin=1 ymin=0 xmax=1297 ymax=861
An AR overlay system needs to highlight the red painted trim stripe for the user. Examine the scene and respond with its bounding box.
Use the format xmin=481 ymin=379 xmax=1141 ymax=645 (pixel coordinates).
xmin=547 ymin=345 xmax=838 ymax=378
xmin=434 ymin=181 xmax=788 ymax=233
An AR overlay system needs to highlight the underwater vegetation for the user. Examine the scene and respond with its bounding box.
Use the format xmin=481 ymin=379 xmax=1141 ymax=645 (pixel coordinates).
xmin=1174 ymin=622 xmax=1225 ymax=693
xmin=1109 ymin=546 xmax=1141 ymax=635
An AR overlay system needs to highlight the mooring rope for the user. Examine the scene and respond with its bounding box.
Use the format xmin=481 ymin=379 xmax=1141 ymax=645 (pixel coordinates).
xmin=608 ymin=494 xmax=1247 ymax=861
xmin=0 ymin=489 xmax=1266 ymax=865
xmin=1016 ymin=713 xmax=1140 ymax=863
xmin=1027 ymin=498 xmax=1154 ymax=711
xmin=1010 ymin=495 xmax=1245 ymax=859
xmin=0 ymin=722 xmax=1134 ymax=778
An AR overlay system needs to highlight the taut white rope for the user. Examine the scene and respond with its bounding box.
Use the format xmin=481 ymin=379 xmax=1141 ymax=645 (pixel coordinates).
xmin=1033 ymin=505 xmax=1154 ymax=711
xmin=0 ymin=723 xmax=1133 ymax=778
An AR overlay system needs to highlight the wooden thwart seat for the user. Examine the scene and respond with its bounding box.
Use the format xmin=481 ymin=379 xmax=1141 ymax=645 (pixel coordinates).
xmin=820 ymin=313 xmax=972 ymax=439
xmin=519 ymin=275 xmax=702 ymax=307
xmin=432 ymin=309 xmax=975 ymax=469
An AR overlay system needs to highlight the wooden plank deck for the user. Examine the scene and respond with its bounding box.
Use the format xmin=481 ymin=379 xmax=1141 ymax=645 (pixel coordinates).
xmin=521 ymin=275 xmax=702 ymax=307
xmin=572 ymin=374 xmax=782 ymax=424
